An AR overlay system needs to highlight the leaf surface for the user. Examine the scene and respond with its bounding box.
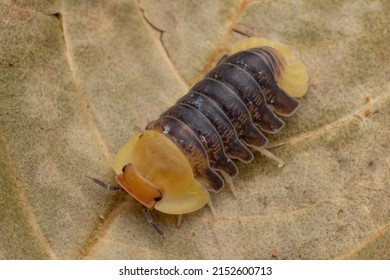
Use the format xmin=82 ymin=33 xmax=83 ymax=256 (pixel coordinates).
xmin=0 ymin=0 xmax=389 ymax=259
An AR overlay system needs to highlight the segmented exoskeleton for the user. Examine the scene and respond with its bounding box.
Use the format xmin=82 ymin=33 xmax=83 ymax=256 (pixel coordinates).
xmin=92 ymin=38 xmax=308 ymax=235
xmin=147 ymin=42 xmax=305 ymax=193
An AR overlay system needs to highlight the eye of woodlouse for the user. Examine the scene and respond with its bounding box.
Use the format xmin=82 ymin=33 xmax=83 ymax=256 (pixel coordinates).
xmin=110 ymin=37 xmax=308 ymax=234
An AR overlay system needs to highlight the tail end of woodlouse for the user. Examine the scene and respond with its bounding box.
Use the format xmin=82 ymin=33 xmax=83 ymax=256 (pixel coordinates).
xmin=231 ymin=37 xmax=308 ymax=98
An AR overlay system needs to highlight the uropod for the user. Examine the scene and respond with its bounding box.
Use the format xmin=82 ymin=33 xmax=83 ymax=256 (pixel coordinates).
xmin=91 ymin=38 xmax=309 ymax=235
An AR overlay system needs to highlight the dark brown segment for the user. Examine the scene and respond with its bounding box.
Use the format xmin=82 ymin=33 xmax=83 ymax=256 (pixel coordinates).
xmin=207 ymin=63 xmax=285 ymax=134
xmin=216 ymin=54 xmax=229 ymax=65
xmin=146 ymin=116 xmax=224 ymax=192
xmin=178 ymin=92 xmax=254 ymax=163
xmin=191 ymin=78 xmax=268 ymax=148
xmin=162 ymin=104 xmax=238 ymax=177
xmin=224 ymin=50 xmax=300 ymax=116
xmin=251 ymin=47 xmax=284 ymax=77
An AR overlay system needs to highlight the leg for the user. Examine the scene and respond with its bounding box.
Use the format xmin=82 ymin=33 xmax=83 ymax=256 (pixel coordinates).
xmin=219 ymin=170 xmax=236 ymax=198
xmin=207 ymin=197 xmax=217 ymax=218
xmin=249 ymin=146 xmax=285 ymax=168
xmin=177 ymin=214 xmax=183 ymax=228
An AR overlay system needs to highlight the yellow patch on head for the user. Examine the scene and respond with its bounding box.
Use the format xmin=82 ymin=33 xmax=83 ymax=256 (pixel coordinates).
xmin=231 ymin=37 xmax=308 ymax=97
xmin=113 ymin=130 xmax=210 ymax=215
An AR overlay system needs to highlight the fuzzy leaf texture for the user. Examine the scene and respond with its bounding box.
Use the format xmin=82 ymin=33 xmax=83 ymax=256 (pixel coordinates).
xmin=0 ymin=0 xmax=389 ymax=259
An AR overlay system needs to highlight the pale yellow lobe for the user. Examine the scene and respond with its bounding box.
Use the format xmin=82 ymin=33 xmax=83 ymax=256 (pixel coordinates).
xmin=113 ymin=130 xmax=210 ymax=215
xmin=113 ymin=134 xmax=139 ymax=175
xmin=231 ymin=37 xmax=308 ymax=97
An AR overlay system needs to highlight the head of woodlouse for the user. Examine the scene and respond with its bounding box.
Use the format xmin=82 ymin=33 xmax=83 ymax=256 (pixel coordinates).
xmin=113 ymin=130 xmax=210 ymax=215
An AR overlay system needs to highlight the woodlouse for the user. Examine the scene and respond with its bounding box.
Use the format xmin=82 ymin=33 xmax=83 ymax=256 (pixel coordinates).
xmin=95 ymin=38 xmax=308 ymax=234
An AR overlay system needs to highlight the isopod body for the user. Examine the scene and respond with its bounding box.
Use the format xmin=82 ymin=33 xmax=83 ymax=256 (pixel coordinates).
xmin=113 ymin=38 xmax=308 ymax=217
